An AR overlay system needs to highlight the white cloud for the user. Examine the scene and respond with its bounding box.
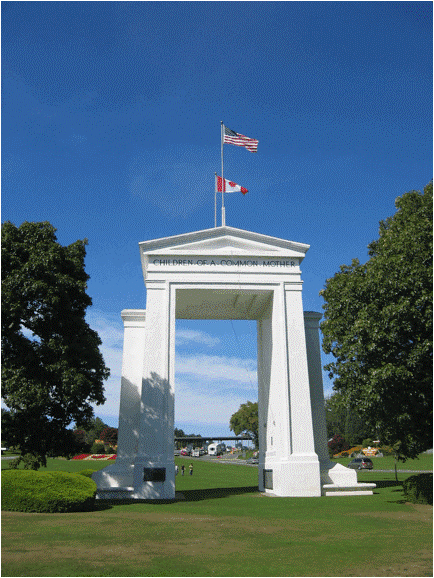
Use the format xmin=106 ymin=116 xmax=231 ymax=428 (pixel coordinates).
xmin=86 ymin=312 xmax=257 ymax=428
xmin=13 ymin=311 xmax=330 ymax=432
xmin=176 ymin=329 xmax=220 ymax=348
xmin=176 ymin=353 xmax=257 ymax=388
xmin=93 ymin=375 xmax=122 ymax=418
xmin=86 ymin=310 xmax=124 ymax=419
xmin=174 ymin=378 xmax=257 ymax=429
xmin=86 ymin=309 xmax=124 ymax=378
xmin=86 ymin=310 xmax=124 ymax=349
xmin=174 ymin=352 xmax=258 ymax=430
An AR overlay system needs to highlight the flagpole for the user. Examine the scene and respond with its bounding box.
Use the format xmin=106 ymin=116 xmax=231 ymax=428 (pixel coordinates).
xmin=221 ymin=121 xmax=225 ymax=226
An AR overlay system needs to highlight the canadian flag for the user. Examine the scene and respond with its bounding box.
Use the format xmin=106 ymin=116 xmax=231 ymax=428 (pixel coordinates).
xmin=215 ymin=175 xmax=248 ymax=195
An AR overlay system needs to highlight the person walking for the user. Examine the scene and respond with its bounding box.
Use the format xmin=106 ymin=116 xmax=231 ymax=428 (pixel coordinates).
xmin=175 ymin=465 xmax=179 ymax=476
xmin=189 ymin=463 xmax=193 ymax=476
xmin=181 ymin=465 xmax=185 ymax=476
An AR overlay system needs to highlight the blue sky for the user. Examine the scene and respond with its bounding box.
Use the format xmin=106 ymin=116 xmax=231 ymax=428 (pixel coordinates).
xmin=2 ymin=1 xmax=432 ymax=437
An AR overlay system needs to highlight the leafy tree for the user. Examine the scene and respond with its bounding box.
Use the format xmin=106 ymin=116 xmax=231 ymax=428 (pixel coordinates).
xmin=99 ymin=426 xmax=118 ymax=446
xmin=320 ymin=183 xmax=432 ymax=460
xmin=1 ymin=221 xmax=110 ymax=468
xmin=90 ymin=442 xmax=106 ymax=454
xmin=72 ymin=429 xmax=91 ymax=453
xmin=174 ymin=428 xmax=186 ymax=449
xmin=328 ymin=434 xmax=349 ymax=455
xmin=324 ymin=392 xmax=370 ymax=445
xmin=324 ymin=394 xmax=345 ymax=439
xmin=73 ymin=429 xmax=87 ymax=445
xmin=83 ymin=416 xmax=108 ymax=445
xmin=229 ymin=401 xmax=259 ymax=447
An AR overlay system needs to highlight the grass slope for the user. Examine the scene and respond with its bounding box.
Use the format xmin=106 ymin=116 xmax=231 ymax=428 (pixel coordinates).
xmin=2 ymin=457 xmax=432 ymax=577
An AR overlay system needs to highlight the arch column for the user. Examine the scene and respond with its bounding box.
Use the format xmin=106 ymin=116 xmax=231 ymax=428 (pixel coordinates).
xmin=92 ymin=309 xmax=145 ymax=494
xmin=132 ymin=281 xmax=176 ymax=499
xmin=257 ymin=285 xmax=321 ymax=497
xmin=304 ymin=311 xmax=330 ymax=466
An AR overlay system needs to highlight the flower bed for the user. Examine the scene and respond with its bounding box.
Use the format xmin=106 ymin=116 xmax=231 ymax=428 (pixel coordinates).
xmin=72 ymin=454 xmax=117 ymax=460
xmin=333 ymin=446 xmax=361 ymax=458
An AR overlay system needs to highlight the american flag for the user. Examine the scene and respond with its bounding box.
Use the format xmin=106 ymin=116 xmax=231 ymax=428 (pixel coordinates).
xmin=223 ymin=125 xmax=258 ymax=153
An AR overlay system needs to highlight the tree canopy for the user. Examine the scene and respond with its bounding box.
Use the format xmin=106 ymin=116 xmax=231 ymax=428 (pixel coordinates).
xmin=229 ymin=401 xmax=259 ymax=447
xmin=320 ymin=183 xmax=432 ymax=459
xmin=82 ymin=416 xmax=108 ymax=446
xmin=99 ymin=426 xmax=118 ymax=446
xmin=1 ymin=221 xmax=110 ymax=468
xmin=324 ymin=392 xmax=370 ymax=446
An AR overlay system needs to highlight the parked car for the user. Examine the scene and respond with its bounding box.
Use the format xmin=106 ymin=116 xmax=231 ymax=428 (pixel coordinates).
xmin=348 ymin=457 xmax=373 ymax=470
xmin=246 ymin=457 xmax=259 ymax=465
xmin=180 ymin=449 xmax=190 ymax=456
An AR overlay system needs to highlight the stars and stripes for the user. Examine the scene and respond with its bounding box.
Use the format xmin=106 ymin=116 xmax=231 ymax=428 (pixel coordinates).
xmin=223 ymin=125 xmax=258 ymax=153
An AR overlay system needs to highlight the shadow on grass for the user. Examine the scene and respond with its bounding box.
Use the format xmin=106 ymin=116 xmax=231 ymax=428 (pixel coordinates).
xmin=95 ymin=485 xmax=259 ymax=509
xmin=180 ymin=485 xmax=259 ymax=501
xmin=92 ymin=501 xmax=117 ymax=511
xmin=370 ymin=479 xmax=403 ymax=489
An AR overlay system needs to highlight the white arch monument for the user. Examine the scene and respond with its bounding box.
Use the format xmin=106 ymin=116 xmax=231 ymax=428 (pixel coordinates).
xmin=93 ymin=226 xmax=375 ymax=498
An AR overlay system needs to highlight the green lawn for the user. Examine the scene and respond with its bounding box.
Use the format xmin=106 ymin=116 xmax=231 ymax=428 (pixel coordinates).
xmin=2 ymin=452 xmax=432 ymax=473
xmin=1 ymin=456 xmax=113 ymax=473
xmin=332 ymin=453 xmax=433 ymax=471
xmin=2 ymin=457 xmax=432 ymax=577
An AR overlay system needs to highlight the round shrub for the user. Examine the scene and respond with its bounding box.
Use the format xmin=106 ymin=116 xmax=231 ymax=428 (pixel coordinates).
xmin=1 ymin=470 xmax=97 ymax=513
xmin=77 ymin=469 xmax=96 ymax=478
xmin=90 ymin=442 xmax=105 ymax=454
xmin=402 ymin=474 xmax=433 ymax=505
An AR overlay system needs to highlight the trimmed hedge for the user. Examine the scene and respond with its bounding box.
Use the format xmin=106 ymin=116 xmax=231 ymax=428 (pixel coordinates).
xmin=77 ymin=469 xmax=96 ymax=478
xmin=1 ymin=470 xmax=97 ymax=513
xmin=402 ymin=473 xmax=433 ymax=505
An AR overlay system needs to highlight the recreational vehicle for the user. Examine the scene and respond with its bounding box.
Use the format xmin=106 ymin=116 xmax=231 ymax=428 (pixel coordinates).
xmin=208 ymin=443 xmax=225 ymax=456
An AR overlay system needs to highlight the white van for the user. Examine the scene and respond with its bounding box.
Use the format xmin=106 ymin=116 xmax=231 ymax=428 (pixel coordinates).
xmin=208 ymin=443 xmax=225 ymax=456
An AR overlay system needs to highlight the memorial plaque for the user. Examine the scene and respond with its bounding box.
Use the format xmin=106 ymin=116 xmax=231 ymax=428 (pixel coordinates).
xmin=143 ymin=468 xmax=166 ymax=482
xmin=264 ymin=469 xmax=273 ymax=490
